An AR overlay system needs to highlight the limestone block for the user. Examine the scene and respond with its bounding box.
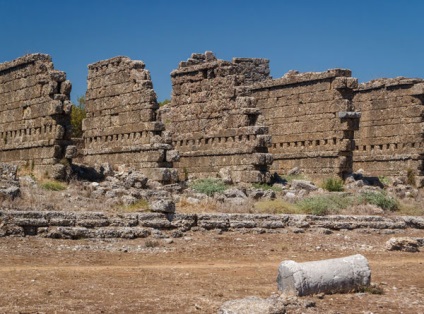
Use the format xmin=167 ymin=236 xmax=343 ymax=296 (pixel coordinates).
xmin=332 ymin=77 xmax=358 ymax=90
xmin=385 ymin=237 xmax=421 ymax=252
xmin=150 ymin=199 xmax=176 ymax=214
xmin=197 ymin=214 xmax=230 ymax=230
xmin=290 ymin=180 xmax=317 ymax=191
xmin=165 ymin=149 xmax=180 ymax=162
xmin=277 ymin=254 xmax=371 ymax=296
xmin=60 ymin=80 xmax=72 ymax=95
xmin=410 ymin=83 xmax=424 ymax=96
xmin=65 ymin=145 xmax=77 ymax=159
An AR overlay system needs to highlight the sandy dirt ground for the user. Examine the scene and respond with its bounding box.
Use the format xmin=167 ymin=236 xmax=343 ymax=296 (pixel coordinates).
xmin=0 ymin=227 xmax=423 ymax=313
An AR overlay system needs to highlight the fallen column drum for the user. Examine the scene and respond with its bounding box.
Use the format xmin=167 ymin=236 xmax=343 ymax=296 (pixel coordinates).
xmin=277 ymin=254 xmax=371 ymax=296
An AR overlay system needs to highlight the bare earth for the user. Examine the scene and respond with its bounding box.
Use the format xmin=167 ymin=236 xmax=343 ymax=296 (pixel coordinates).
xmin=1 ymin=228 xmax=423 ymax=314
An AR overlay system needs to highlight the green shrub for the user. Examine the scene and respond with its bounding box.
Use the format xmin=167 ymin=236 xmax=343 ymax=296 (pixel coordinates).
xmin=158 ymin=99 xmax=171 ymax=107
xmin=41 ymin=181 xmax=66 ymax=191
xmin=297 ymin=194 xmax=354 ymax=216
xmin=191 ymin=178 xmax=227 ymax=196
xmin=357 ymin=284 xmax=384 ymax=295
xmin=360 ymin=191 xmax=399 ymax=211
xmin=282 ymin=174 xmax=307 ymax=183
xmin=322 ymin=177 xmax=344 ymax=192
xmin=378 ymin=176 xmax=391 ymax=187
xmin=71 ymin=96 xmax=86 ymax=138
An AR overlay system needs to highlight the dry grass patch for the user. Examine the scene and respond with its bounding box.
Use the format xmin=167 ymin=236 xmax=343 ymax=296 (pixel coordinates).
xmin=254 ymin=199 xmax=301 ymax=214
xmin=115 ymin=199 xmax=150 ymax=213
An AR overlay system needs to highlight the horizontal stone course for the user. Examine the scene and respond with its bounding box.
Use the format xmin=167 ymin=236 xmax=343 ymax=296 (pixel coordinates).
xmin=1 ymin=210 xmax=422 ymax=239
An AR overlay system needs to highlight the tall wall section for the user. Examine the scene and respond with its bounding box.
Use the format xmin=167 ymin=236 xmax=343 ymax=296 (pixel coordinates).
xmin=249 ymin=70 xmax=360 ymax=178
xmin=82 ymin=56 xmax=178 ymax=182
xmin=0 ymin=54 xmax=72 ymax=178
xmin=159 ymin=52 xmax=273 ymax=183
xmin=353 ymin=78 xmax=424 ymax=180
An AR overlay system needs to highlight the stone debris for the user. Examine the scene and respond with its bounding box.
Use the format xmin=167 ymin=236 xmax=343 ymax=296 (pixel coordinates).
xmin=218 ymin=296 xmax=286 ymax=314
xmin=218 ymin=294 xmax=317 ymax=314
xmin=385 ymin=237 xmax=424 ymax=252
xmin=0 ymin=163 xmax=20 ymax=199
xmin=277 ymin=254 xmax=371 ymax=296
xmin=290 ymin=180 xmax=318 ymax=192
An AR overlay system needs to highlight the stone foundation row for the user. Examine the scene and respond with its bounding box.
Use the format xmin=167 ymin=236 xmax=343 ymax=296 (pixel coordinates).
xmin=0 ymin=210 xmax=423 ymax=239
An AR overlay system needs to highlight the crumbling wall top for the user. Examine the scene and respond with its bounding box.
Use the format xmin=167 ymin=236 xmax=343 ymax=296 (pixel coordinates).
xmin=171 ymin=51 xmax=270 ymax=78
xmin=87 ymin=56 xmax=146 ymax=79
xmin=0 ymin=53 xmax=52 ymax=73
xmin=250 ymin=68 xmax=353 ymax=90
xmin=356 ymin=77 xmax=424 ymax=92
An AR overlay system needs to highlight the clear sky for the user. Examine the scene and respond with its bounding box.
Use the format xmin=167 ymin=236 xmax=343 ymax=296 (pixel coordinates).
xmin=1 ymin=0 xmax=423 ymax=102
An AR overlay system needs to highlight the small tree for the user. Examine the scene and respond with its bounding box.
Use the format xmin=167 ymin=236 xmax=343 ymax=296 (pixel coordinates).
xmin=71 ymin=95 xmax=86 ymax=138
xmin=158 ymin=99 xmax=170 ymax=107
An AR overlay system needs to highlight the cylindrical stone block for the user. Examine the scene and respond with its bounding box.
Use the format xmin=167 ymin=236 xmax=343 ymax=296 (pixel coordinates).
xmin=277 ymin=254 xmax=371 ymax=296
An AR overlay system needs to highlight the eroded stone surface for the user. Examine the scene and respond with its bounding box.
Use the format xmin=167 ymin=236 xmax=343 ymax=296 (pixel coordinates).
xmin=160 ymin=52 xmax=272 ymax=183
xmin=82 ymin=56 xmax=177 ymax=183
xmin=250 ymin=69 xmax=360 ymax=178
xmin=353 ymin=78 xmax=424 ymax=182
xmin=0 ymin=54 xmax=72 ymax=178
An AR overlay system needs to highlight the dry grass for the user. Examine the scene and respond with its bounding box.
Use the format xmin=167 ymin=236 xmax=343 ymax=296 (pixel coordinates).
xmin=3 ymin=177 xmax=114 ymax=212
xmin=253 ymin=199 xmax=301 ymax=214
xmin=3 ymin=175 xmax=424 ymax=217
xmin=397 ymin=202 xmax=424 ymax=216
xmin=115 ymin=199 xmax=150 ymax=213
xmin=176 ymin=196 xmax=257 ymax=214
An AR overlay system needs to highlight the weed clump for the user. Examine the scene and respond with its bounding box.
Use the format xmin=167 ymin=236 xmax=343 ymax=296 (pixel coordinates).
xmin=40 ymin=181 xmax=66 ymax=191
xmin=297 ymin=194 xmax=354 ymax=215
xmin=254 ymin=199 xmax=300 ymax=214
xmin=190 ymin=178 xmax=227 ymax=197
xmin=322 ymin=177 xmax=344 ymax=192
xmin=359 ymin=191 xmax=399 ymax=211
xmin=119 ymin=199 xmax=149 ymax=212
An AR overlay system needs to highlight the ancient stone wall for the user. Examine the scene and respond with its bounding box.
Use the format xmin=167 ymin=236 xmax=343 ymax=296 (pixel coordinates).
xmin=0 ymin=54 xmax=72 ymax=178
xmin=159 ymin=52 xmax=273 ymax=183
xmin=249 ymin=70 xmax=360 ymax=178
xmin=82 ymin=56 xmax=178 ymax=182
xmin=353 ymin=78 xmax=424 ymax=181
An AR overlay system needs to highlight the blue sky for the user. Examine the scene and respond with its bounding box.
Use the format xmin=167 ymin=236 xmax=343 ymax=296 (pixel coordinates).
xmin=1 ymin=0 xmax=423 ymax=102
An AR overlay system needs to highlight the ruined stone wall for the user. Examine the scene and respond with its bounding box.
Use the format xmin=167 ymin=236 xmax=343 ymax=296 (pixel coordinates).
xmin=160 ymin=52 xmax=273 ymax=183
xmin=83 ymin=57 xmax=177 ymax=182
xmin=0 ymin=54 xmax=72 ymax=178
xmin=353 ymin=78 xmax=424 ymax=180
xmin=249 ymin=70 xmax=360 ymax=178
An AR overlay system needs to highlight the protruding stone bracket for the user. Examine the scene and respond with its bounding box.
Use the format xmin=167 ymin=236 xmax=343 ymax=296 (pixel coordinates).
xmin=338 ymin=112 xmax=361 ymax=119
